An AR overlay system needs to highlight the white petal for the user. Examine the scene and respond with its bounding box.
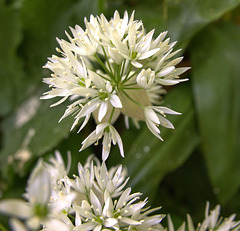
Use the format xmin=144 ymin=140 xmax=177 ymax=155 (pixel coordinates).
xmin=70 ymin=86 xmax=96 ymax=96
xmin=26 ymin=159 xmax=51 ymax=204
xmin=74 ymin=222 xmax=97 ymax=231
xmin=112 ymin=29 xmax=128 ymax=55
xmin=109 ymin=126 xmax=124 ymax=157
xmin=0 ymin=199 xmax=32 ymax=219
xmin=116 ymin=187 xmax=131 ymax=210
xmin=42 ymin=219 xmax=71 ymax=231
xmin=80 ymin=130 xmax=98 ymax=151
xmin=77 ymin=114 xmax=91 ymax=132
xmin=88 ymin=70 xmax=106 ymax=89
xmin=93 ymin=225 xmax=102 ymax=231
xmin=108 ymin=46 xmax=123 ymax=65
xmin=131 ymin=61 xmax=143 ymax=68
xmin=158 ymin=115 xmax=175 ymax=129
xmin=98 ymin=101 xmax=108 ymax=122
xmin=138 ymin=48 xmax=160 ymax=60
xmin=77 ymin=98 xmax=99 ymax=118
xmin=90 ymin=190 xmax=102 ymax=215
xmin=128 ymin=24 xmax=136 ymax=48
xmin=155 ymin=78 xmax=188 ymax=86
xmin=153 ymin=106 xmax=181 ymax=115
xmin=157 ymin=66 xmax=175 ymax=77
xmin=10 ymin=218 xmax=28 ymax=231
xmin=120 ymin=217 xmax=142 ymax=225
xmin=173 ymin=67 xmax=191 ymax=76
xmin=102 ymin=132 xmax=110 ymax=161
xmin=50 ymin=96 xmax=68 ymax=107
xmin=145 ymin=107 xmax=160 ymax=124
xmin=96 ymin=122 xmax=109 ymax=134
xmin=104 ymin=218 xmax=118 ymax=227
xmin=145 ymin=118 xmax=163 ymax=141
xmin=110 ymin=94 xmax=122 ymax=108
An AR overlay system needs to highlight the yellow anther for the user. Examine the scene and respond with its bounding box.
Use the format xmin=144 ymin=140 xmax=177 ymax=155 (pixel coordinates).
xmin=72 ymin=38 xmax=79 ymax=42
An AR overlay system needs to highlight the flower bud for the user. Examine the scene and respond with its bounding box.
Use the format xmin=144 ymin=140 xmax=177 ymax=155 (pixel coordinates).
xmin=108 ymin=46 xmax=123 ymax=65
xmin=136 ymin=68 xmax=155 ymax=89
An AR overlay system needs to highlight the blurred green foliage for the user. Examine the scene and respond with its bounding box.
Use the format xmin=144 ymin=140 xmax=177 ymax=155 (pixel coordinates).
xmin=1 ymin=0 xmax=240 ymax=228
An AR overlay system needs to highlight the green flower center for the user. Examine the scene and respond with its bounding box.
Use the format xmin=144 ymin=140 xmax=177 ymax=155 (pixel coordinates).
xmin=34 ymin=203 xmax=48 ymax=218
xmin=99 ymin=92 xmax=109 ymax=100
xmin=131 ymin=51 xmax=138 ymax=60
xmin=78 ymin=77 xmax=85 ymax=87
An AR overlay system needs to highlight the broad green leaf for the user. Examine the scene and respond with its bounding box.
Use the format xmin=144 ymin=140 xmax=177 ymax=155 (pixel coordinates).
xmin=191 ymin=22 xmax=240 ymax=203
xmin=117 ymin=0 xmax=240 ymax=56
xmin=109 ymin=83 xmax=200 ymax=199
xmin=166 ymin=0 xmax=240 ymax=49
xmin=0 ymin=2 xmax=26 ymax=116
xmin=0 ymin=89 xmax=80 ymax=178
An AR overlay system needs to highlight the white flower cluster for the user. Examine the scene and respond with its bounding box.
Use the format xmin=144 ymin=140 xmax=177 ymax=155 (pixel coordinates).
xmin=41 ymin=10 xmax=189 ymax=160
xmin=0 ymin=152 xmax=165 ymax=231
xmin=0 ymin=152 xmax=239 ymax=231
xmin=167 ymin=202 xmax=240 ymax=231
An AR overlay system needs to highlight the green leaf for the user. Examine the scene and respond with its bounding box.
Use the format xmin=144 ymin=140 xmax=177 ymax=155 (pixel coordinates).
xmin=109 ymin=83 xmax=200 ymax=199
xmin=0 ymin=90 xmax=76 ymax=178
xmin=166 ymin=0 xmax=240 ymax=49
xmin=191 ymin=22 xmax=240 ymax=203
xmin=0 ymin=2 xmax=26 ymax=116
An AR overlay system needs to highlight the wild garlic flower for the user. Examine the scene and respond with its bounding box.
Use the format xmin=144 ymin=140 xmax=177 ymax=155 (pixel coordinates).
xmin=0 ymin=159 xmax=51 ymax=230
xmin=0 ymin=152 xmax=165 ymax=230
xmin=63 ymin=154 xmax=165 ymax=231
xmin=41 ymin=10 xmax=189 ymax=160
xmin=167 ymin=202 xmax=240 ymax=231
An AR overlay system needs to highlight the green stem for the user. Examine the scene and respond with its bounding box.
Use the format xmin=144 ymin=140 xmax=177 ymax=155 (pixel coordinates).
xmin=123 ymin=82 xmax=139 ymax=87
xmin=108 ymin=107 xmax=116 ymax=123
xmin=96 ymin=72 xmax=112 ymax=82
xmin=123 ymin=87 xmax=143 ymax=90
xmin=102 ymin=46 xmax=114 ymax=75
xmin=94 ymin=54 xmax=112 ymax=78
xmin=122 ymin=90 xmax=145 ymax=108
xmin=121 ymin=63 xmax=133 ymax=84
xmin=120 ymin=59 xmax=126 ymax=77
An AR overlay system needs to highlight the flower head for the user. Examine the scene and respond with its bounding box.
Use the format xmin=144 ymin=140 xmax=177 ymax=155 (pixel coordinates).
xmin=0 ymin=152 xmax=166 ymax=231
xmin=167 ymin=202 xmax=240 ymax=231
xmin=0 ymin=159 xmax=51 ymax=230
xmin=41 ymin=10 xmax=189 ymax=160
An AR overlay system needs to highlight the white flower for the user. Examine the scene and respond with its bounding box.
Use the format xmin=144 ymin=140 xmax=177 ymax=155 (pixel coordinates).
xmin=193 ymin=202 xmax=240 ymax=231
xmin=144 ymin=106 xmax=181 ymax=140
xmin=94 ymin=161 xmax=129 ymax=198
xmin=167 ymin=202 xmax=240 ymax=231
xmin=80 ymin=122 xmax=124 ymax=161
xmin=44 ymin=150 xmax=71 ymax=186
xmin=0 ymin=159 xmax=51 ymax=230
xmin=42 ymin=10 xmax=189 ymax=160
xmin=136 ymin=68 xmax=155 ymax=89
xmin=67 ymin=155 xmax=165 ymax=231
